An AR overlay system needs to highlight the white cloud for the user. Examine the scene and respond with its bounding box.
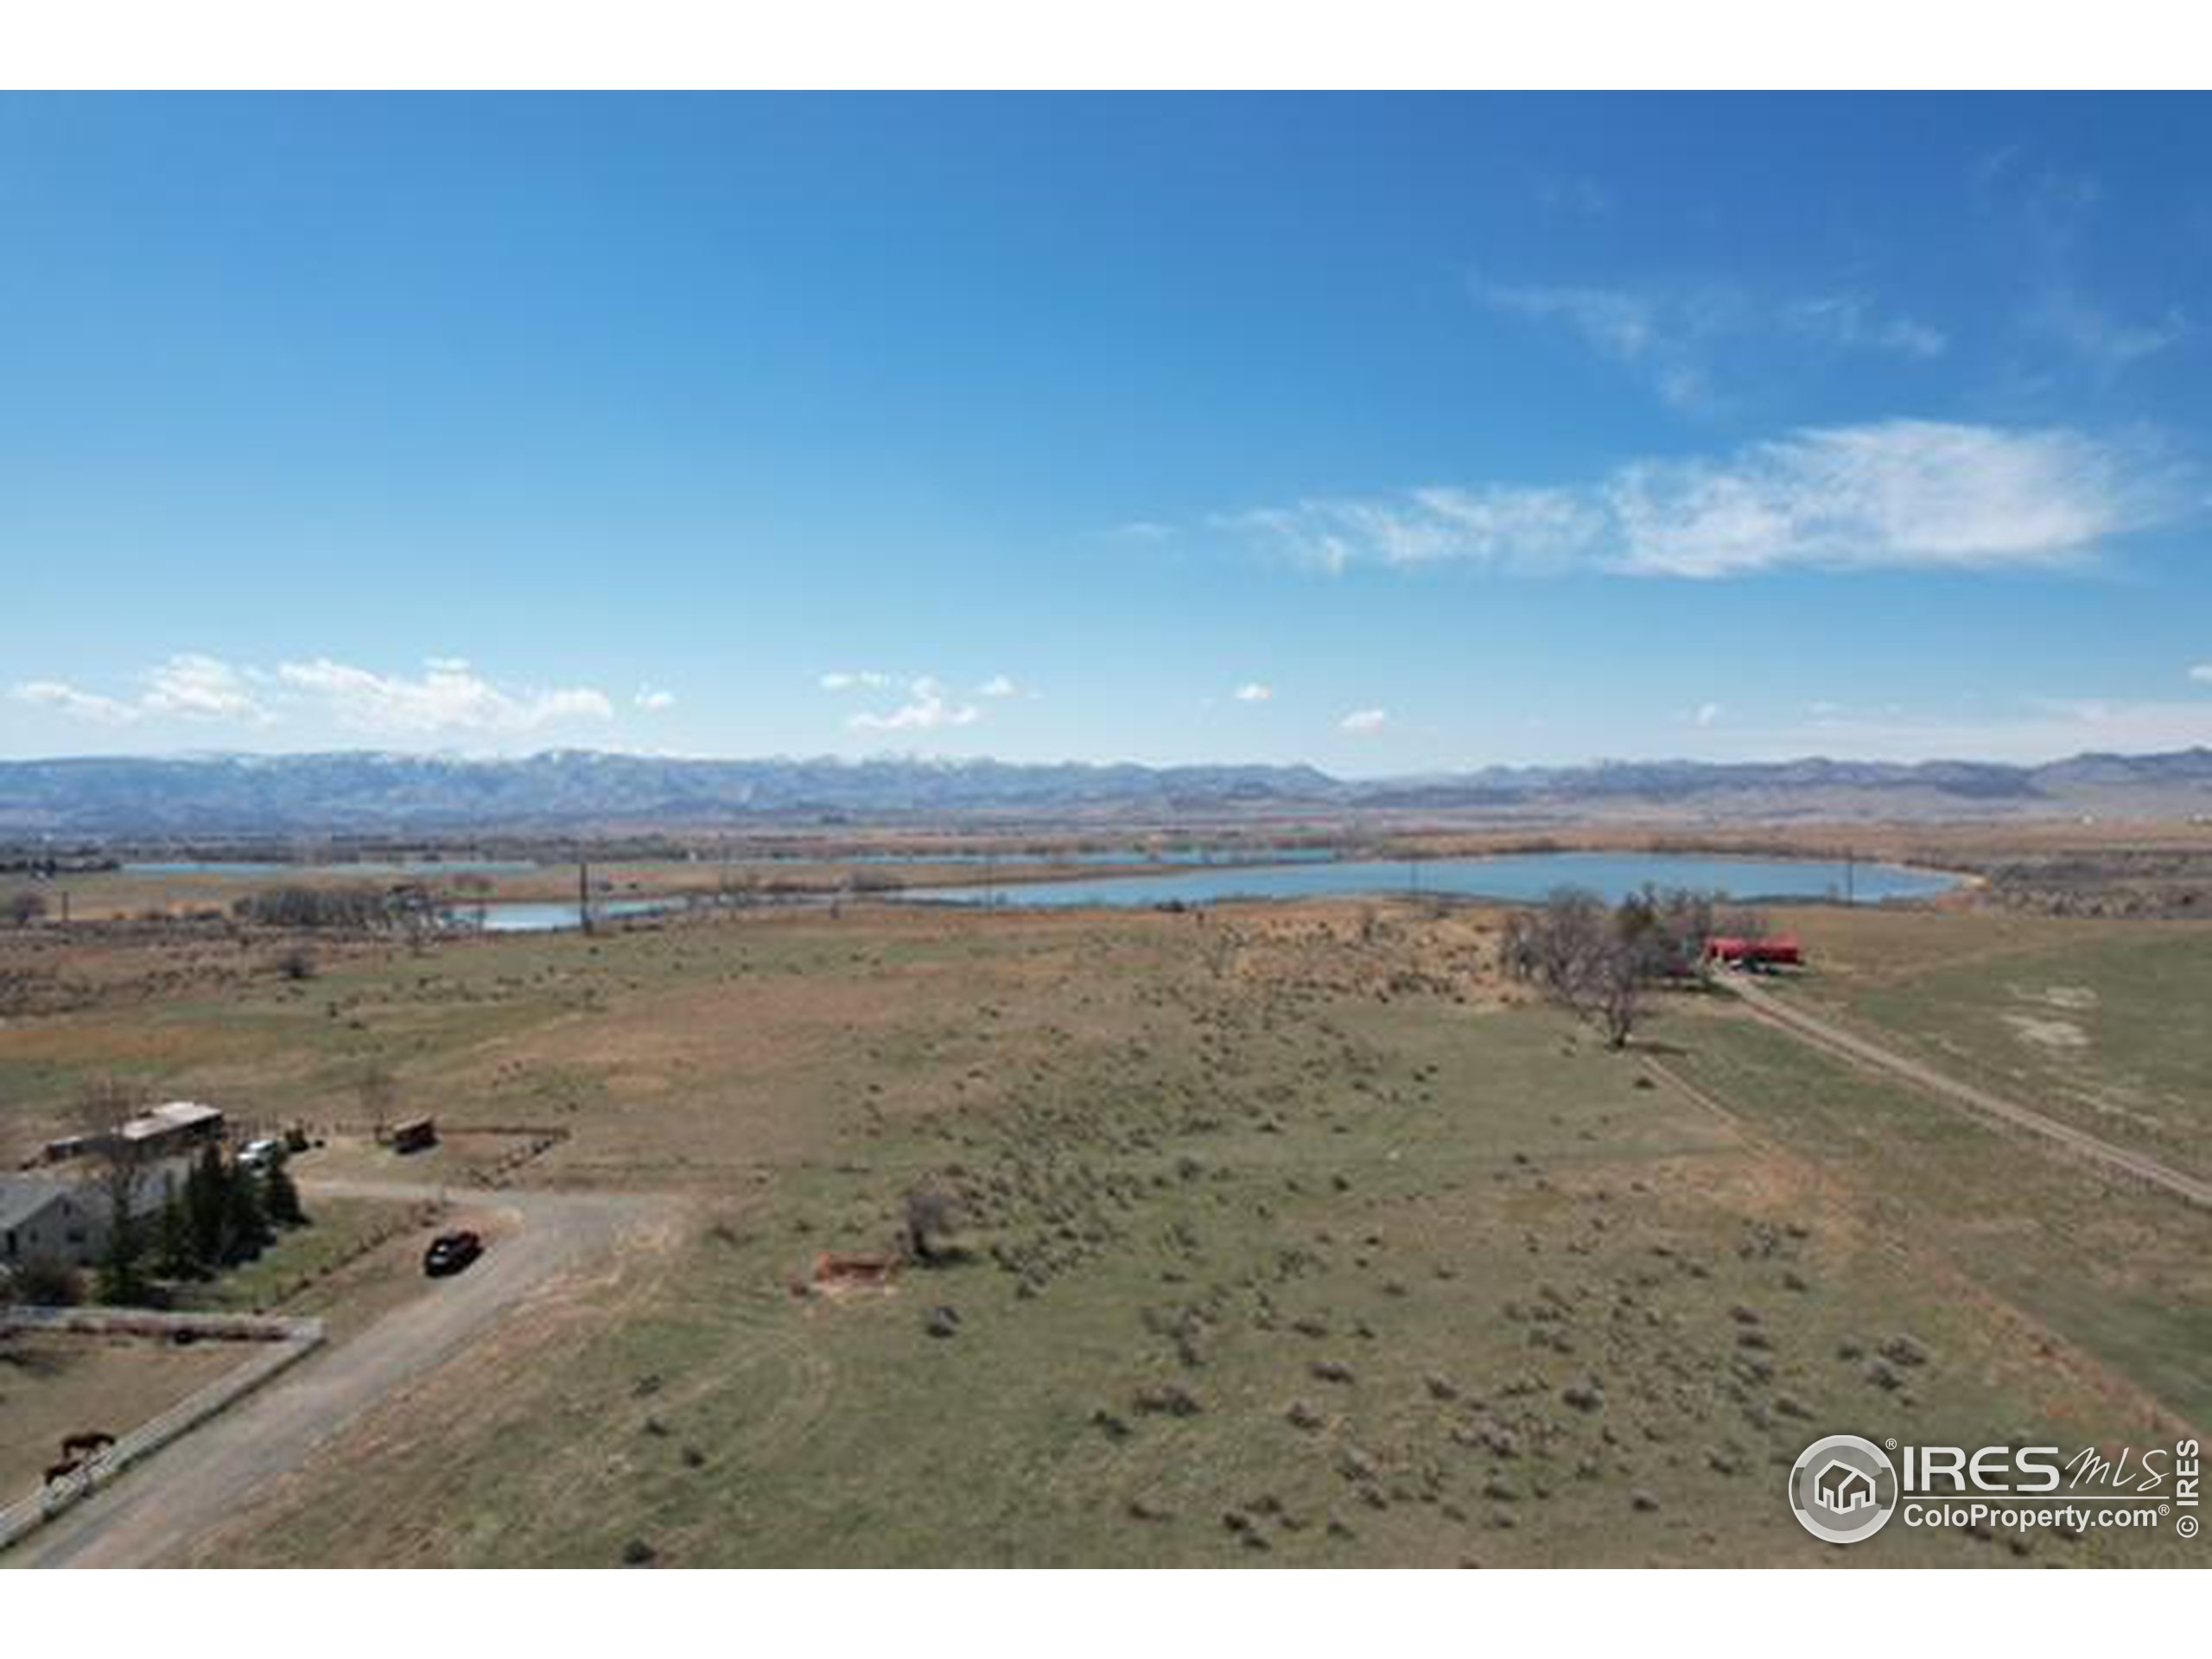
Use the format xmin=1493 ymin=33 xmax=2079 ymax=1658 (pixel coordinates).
xmin=12 ymin=652 xmax=273 ymax=727
xmin=10 ymin=679 xmax=141 ymax=724
xmin=1691 ymin=701 xmax=1724 ymax=728
xmin=1474 ymin=276 xmax=1946 ymax=409
xmin=1338 ymin=708 xmax=1389 ymax=734
xmin=1231 ymin=682 xmax=1273 ymax=702
xmin=847 ymin=677 xmax=980 ymax=733
xmin=1225 ymin=421 xmax=2179 ymax=582
xmin=10 ymin=654 xmax=616 ymax=739
xmin=276 ymin=658 xmax=613 ymax=735
xmin=976 ymin=674 xmax=1019 ymax=698
xmin=142 ymin=652 xmax=270 ymax=722
xmin=2190 ymin=664 xmax=2212 ymax=685
xmin=634 ymin=685 xmax=677 ymax=712
xmin=818 ymin=671 xmax=895 ymax=692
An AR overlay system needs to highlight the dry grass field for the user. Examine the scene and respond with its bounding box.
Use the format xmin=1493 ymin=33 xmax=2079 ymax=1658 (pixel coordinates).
xmin=0 ymin=1330 xmax=244 ymax=1503
xmin=2 ymin=871 xmax=2204 ymax=1567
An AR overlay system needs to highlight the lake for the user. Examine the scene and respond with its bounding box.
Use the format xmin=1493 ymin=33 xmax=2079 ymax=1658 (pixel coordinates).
xmin=899 ymin=850 xmax=1959 ymax=909
xmin=456 ymin=898 xmax=681 ymax=933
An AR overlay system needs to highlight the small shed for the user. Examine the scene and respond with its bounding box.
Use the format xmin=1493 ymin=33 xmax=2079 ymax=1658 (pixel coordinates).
xmin=385 ymin=1116 xmax=438 ymax=1154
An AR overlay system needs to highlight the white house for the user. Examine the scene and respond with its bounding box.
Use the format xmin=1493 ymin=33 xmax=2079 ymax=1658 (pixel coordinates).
xmin=0 ymin=1174 xmax=105 ymax=1271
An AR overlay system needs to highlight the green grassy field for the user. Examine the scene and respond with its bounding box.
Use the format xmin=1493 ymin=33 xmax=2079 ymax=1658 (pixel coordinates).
xmin=1762 ymin=907 xmax=2212 ymax=1182
xmin=3 ymin=897 xmax=2202 ymax=1566
xmin=62 ymin=900 xmax=2178 ymax=1569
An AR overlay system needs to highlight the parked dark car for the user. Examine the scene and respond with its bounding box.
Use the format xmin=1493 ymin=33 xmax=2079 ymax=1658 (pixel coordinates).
xmin=423 ymin=1230 xmax=484 ymax=1277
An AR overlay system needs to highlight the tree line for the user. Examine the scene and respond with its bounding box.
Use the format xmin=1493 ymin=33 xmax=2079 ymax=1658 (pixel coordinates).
xmin=94 ymin=1141 xmax=309 ymax=1306
xmin=232 ymin=883 xmax=442 ymax=934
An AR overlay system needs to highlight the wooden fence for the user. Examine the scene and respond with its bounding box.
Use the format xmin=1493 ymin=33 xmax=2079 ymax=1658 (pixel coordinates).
xmin=0 ymin=1305 xmax=323 ymax=1554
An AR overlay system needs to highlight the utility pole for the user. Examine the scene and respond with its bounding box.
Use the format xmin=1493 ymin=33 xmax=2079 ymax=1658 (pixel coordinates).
xmin=578 ymin=856 xmax=594 ymax=936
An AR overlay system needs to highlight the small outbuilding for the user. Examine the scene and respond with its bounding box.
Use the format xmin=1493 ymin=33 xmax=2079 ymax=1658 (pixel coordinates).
xmin=1705 ymin=934 xmax=1802 ymax=969
xmin=385 ymin=1116 xmax=439 ymax=1155
xmin=41 ymin=1100 xmax=226 ymax=1166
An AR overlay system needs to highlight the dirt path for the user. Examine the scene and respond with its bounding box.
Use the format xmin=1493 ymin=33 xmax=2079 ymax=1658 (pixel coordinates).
xmin=7 ymin=1179 xmax=682 ymax=1569
xmin=1724 ymin=974 xmax=2212 ymax=1210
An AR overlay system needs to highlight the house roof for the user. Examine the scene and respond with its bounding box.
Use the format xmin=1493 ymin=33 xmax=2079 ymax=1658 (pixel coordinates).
xmin=0 ymin=1173 xmax=77 ymax=1234
xmin=118 ymin=1100 xmax=224 ymax=1141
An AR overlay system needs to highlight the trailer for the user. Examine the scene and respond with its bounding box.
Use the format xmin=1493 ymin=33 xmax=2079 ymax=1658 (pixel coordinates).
xmin=1705 ymin=934 xmax=1802 ymax=969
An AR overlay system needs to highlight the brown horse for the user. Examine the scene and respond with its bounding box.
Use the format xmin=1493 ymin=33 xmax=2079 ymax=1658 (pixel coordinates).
xmin=42 ymin=1455 xmax=83 ymax=1485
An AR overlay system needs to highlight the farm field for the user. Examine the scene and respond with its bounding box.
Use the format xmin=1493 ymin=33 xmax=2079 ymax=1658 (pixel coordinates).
xmin=1749 ymin=906 xmax=2212 ymax=1183
xmin=3 ymin=892 xmax=2194 ymax=1566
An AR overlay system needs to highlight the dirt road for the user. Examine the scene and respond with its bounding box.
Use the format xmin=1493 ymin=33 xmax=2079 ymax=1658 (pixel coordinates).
xmin=8 ymin=1179 xmax=680 ymax=1569
xmin=1726 ymin=974 xmax=2212 ymax=1209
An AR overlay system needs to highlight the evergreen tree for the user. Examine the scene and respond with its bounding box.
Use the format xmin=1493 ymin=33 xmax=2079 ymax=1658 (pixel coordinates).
xmin=96 ymin=1205 xmax=151 ymax=1305
xmin=153 ymin=1180 xmax=205 ymax=1281
xmin=264 ymin=1157 xmax=308 ymax=1229
xmin=224 ymin=1157 xmax=272 ymax=1262
xmin=186 ymin=1142 xmax=228 ymax=1266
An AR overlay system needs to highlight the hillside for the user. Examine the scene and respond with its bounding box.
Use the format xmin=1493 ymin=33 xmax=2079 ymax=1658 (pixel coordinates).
xmin=2 ymin=748 xmax=2209 ymax=835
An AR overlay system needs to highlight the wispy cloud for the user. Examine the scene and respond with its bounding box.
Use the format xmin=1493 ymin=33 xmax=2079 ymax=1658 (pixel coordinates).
xmin=1779 ymin=295 xmax=1948 ymax=360
xmin=1999 ymin=162 xmax=2193 ymax=382
xmin=1689 ymin=701 xmax=1724 ymax=728
xmin=10 ymin=680 xmax=141 ymax=725
xmin=1221 ymin=420 xmax=2182 ymax=581
xmin=10 ymin=654 xmax=617 ymax=738
xmin=1338 ymin=708 xmax=1389 ymax=734
xmin=818 ymin=670 xmax=895 ymax=692
xmin=1531 ymin=173 xmax=1613 ymax=220
xmin=847 ymin=676 xmax=980 ymax=733
xmin=976 ymin=674 xmax=1020 ymax=698
xmin=2189 ymin=664 xmax=2212 ymax=685
xmin=1474 ymin=276 xmax=1945 ymax=409
xmin=2025 ymin=283 xmax=2190 ymax=382
xmin=633 ymin=685 xmax=677 ymax=711
xmin=1231 ymin=682 xmax=1273 ymax=703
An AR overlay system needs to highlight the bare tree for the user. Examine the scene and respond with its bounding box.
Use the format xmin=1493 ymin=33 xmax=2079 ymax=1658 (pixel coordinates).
xmin=358 ymin=1061 xmax=397 ymax=1137
xmin=1509 ymin=886 xmax=1716 ymax=1050
xmin=1529 ymin=887 xmax=1611 ymax=1013
xmin=5 ymin=889 xmax=47 ymax=928
xmin=1592 ymin=946 xmax=1646 ymax=1049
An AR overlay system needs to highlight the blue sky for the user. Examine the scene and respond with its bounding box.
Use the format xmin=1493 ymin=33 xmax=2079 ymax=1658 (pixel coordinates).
xmin=3 ymin=93 xmax=2209 ymax=772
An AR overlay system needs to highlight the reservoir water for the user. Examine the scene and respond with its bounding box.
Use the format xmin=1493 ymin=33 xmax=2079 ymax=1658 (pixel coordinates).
xmin=901 ymin=850 xmax=1957 ymax=909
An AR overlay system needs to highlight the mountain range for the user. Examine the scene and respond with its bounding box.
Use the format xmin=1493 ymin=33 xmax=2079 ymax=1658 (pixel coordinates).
xmin=3 ymin=748 xmax=2210 ymax=836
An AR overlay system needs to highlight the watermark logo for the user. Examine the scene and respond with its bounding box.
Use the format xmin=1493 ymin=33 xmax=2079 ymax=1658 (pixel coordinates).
xmin=1788 ymin=1433 xmax=2201 ymax=1547
xmin=1789 ymin=1433 xmax=1899 ymax=1543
